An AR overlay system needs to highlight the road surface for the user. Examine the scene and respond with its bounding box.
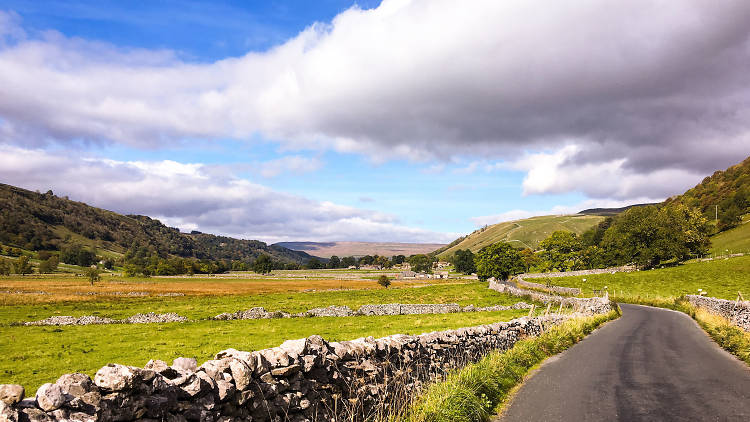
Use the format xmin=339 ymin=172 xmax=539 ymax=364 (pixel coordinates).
xmin=498 ymin=304 xmax=750 ymax=421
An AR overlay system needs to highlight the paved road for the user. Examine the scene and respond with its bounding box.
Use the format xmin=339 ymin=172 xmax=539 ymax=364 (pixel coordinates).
xmin=498 ymin=304 xmax=750 ymax=421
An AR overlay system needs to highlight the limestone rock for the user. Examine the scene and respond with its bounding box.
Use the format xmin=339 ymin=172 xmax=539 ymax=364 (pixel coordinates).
xmin=172 ymin=357 xmax=198 ymax=373
xmin=35 ymin=383 xmax=67 ymax=412
xmin=94 ymin=364 xmax=138 ymax=391
xmin=0 ymin=384 xmax=24 ymax=405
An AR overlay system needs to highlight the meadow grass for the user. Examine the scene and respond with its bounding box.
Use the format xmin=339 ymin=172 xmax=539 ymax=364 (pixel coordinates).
xmin=709 ymin=215 xmax=750 ymax=255
xmin=396 ymin=309 xmax=620 ymax=422
xmin=0 ymin=281 xmax=523 ymax=324
xmin=688 ymin=305 xmax=750 ymax=365
xmin=0 ymin=309 xmax=533 ymax=394
xmin=545 ymin=255 xmax=750 ymax=300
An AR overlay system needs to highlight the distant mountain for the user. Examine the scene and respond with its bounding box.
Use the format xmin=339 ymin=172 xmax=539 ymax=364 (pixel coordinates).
xmin=435 ymin=214 xmax=606 ymax=258
xmin=274 ymin=241 xmax=446 ymax=258
xmin=0 ymin=183 xmax=314 ymax=264
xmin=577 ymin=203 xmax=657 ymax=216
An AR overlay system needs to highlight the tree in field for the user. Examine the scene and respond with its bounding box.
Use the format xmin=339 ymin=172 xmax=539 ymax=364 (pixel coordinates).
xmin=85 ymin=267 xmax=101 ymax=286
xmin=38 ymin=255 xmax=59 ymax=274
xmin=252 ymin=254 xmax=274 ymax=274
xmin=452 ymin=249 xmax=476 ymax=274
xmin=538 ymin=231 xmax=583 ymax=271
xmin=475 ymin=242 xmax=524 ymax=281
xmin=601 ymin=204 xmax=710 ymax=269
xmin=14 ymin=255 xmax=33 ymax=275
xmin=377 ymin=275 xmax=391 ymax=288
xmin=328 ymin=255 xmax=341 ymax=269
xmin=306 ymin=257 xmax=323 ymax=270
xmin=0 ymin=258 xmax=11 ymax=275
xmin=408 ymin=254 xmax=433 ymax=273
xmin=341 ymin=256 xmax=356 ymax=268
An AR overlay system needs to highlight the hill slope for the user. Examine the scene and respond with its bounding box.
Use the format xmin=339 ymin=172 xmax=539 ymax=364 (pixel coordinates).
xmin=666 ymin=156 xmax=750 ymax=216
xmin=0 ymin=183 xmax=313 ymax=264
xmin=709 ymin=214 xmax=750 ymax=255
xmin=275 ymin=241 xmax=446 ymax=258
xmin=436 ymin=214 xmax=605 ymax=258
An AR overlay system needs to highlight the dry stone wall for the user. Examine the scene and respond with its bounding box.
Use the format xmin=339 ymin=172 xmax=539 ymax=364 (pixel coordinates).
xmin=489 ymin=280 xmax=613 ymax=315
xmin=516 ymin=277 xmax=582 ymax=296
xmin=686 ymin=295 xmax=750 ymax=331
xmin=1 ymin=314 xmax=577 ymax=422
xmin=519 ymin=265 xmax=635 ymax=279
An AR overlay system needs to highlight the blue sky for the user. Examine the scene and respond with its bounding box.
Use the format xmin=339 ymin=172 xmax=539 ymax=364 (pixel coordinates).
xmin=1 ymin=1 xmax=747 ymax=243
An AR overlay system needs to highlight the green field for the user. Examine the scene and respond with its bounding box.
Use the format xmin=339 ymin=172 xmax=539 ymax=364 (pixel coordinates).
xmin=0 ymin=279 xmax=540 ymax=393
xmin=546 ymin=254 xmax=750 ymax=300
xmin=0 ymin=282 xmax=525 ymax=324
xmin=709 ymin=214 xmax=750 ymax=255
xmin=438 ymin=214 xmax=605 ymax=258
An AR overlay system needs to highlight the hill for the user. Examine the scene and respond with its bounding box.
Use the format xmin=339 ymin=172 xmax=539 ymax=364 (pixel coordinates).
xmin=578 ymin=203 xmax=657 ymax=216
xmin=0 ymin=183 xmax=313 ymax=264
xmin=274 ymin=241 xmax=446 ymax=258
xmin=435 ymin=214 xmax=606 ymax=258
xmin=665 ymin=156 xmax=750 ymax=224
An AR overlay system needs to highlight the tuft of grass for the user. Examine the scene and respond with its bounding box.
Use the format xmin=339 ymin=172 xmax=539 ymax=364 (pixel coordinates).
xmin=395 ymin=309 xmax=620 ymax=422
xmin=676 ymin=300 xmax=750 ymax=365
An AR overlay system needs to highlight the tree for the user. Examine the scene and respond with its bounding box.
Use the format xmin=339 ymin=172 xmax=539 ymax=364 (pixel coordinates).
xmin=718 ymin=204 xmax=743 ymax=232
xmin=0 ymin=258 xmax=11 ymax=275
xmin=538 ymin=231 xmax=584 ymax=271
xmin=377 ymin=275 xmax=391 ymax=288
xmin=475 ymin=242 xmax=524 ymax=281
xmin=38 ymin=255 xmax=59 ymax=274
xmin=328 ymin=255 xmax=341 ymax=269
xmin=359 ymin=255 xmax=375 ymax=266
xmin=408 ymin=254 xmax=433 ymax=273
xmin=601 ymin=204 xmax=710 ymax=269
xmin=306 ymin=257 xmax=323 ymax=270
xmin=452 ymin=249 xmax=476 ymax=274
xmin=14 ymin=255 xmax=33 ymax=275
xmin=341 ymin=256 xmax=356 ymax=268
xmin=252 ymin=254 xmax=274 ymax=274
xmin=391 ymin=255 xmax=406 ymax=265
xmin=519 ymin=248 xmax=541 ymax=272
xmin=376 ymin=255 xmax=392 ymax=269
xmin=85 ymin=267 xmax=101 ymax=286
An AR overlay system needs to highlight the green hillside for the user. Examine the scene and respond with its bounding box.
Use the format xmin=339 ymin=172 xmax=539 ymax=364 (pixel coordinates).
xmin=437 ymin=214 xmax=605 ymax=258
xmin=709 ymin=214 xmax=750 ymax=255
xmin=0 ymin=183 xmax=313 ymax=264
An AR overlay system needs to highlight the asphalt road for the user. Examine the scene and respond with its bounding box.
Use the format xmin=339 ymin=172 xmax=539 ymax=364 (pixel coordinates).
xmin=497 ymin=304 xmax=750 ymax=421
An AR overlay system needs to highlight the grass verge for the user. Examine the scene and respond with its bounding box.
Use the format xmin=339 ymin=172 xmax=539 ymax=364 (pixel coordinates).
xmin=395 ymin=308 xmax=620 ymax=422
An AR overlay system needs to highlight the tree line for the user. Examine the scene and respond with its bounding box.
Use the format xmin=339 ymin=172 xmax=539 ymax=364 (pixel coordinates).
xmin=449 ymin=203 xmax=712 ymax=281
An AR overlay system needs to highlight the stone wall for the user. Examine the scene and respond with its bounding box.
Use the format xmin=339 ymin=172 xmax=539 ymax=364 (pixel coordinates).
xmin=515 ymin=277 xmax=582 ymax=296
xmin=488 ymin=280 xmax=613 ymax=315
xmin=1 ymin=314 xmax=577 ymax=422
xmin=685 ymin=295 xmax=750 ymax=332
xmin=520 ymin=265 xmax=635 ymax=279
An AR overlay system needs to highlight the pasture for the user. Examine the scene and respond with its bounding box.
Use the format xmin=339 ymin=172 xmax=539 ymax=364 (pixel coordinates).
xmin=545 ymin=254 xmax=750 ymax=301
xmin=0 ymin=272 xmax=536 ymax=393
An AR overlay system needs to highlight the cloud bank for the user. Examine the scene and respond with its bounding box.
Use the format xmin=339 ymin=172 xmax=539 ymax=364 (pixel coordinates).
xmin=0 ymin=0 xmax=749 ymax=202
xmin=0 ymin=145 xmax=454 ymax=244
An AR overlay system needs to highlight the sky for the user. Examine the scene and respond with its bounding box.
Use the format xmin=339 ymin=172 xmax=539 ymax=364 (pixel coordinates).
xmin=1 ymin=0 xmax=749 ymax=244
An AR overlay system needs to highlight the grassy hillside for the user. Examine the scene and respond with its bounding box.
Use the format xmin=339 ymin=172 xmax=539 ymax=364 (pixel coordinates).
xmin=0 ymin=183 xmax=312 ymax=264
xmin=709 ymin=214 xmax=750 ymax=255
xmin=437 ymin=214 xmax=605 ymax=258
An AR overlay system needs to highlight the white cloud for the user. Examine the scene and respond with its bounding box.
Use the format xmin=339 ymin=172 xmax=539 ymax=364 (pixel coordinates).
xmin=0 ymin=144 xmax=454 ymax=243
xmin=0 ymin=1 xmax=748 ymax=179
xmin=511 ymin=145 xmax=707 ymax=200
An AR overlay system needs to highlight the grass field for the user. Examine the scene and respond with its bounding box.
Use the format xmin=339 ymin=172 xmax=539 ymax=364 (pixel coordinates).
xmin=543 ymin=255 xmax=750 ymax=300
xmin=0 ymin=274 xmax=541 ymax=393
xmin=0 ymin=280 xmax=524 ymax=323
xmin=709 ymin=214 xmax=750 ymax=255
xmin=438 ymin=214 xmax=604 ymax=258
xmin=1 ymin=310 xmax=532 ymax=394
